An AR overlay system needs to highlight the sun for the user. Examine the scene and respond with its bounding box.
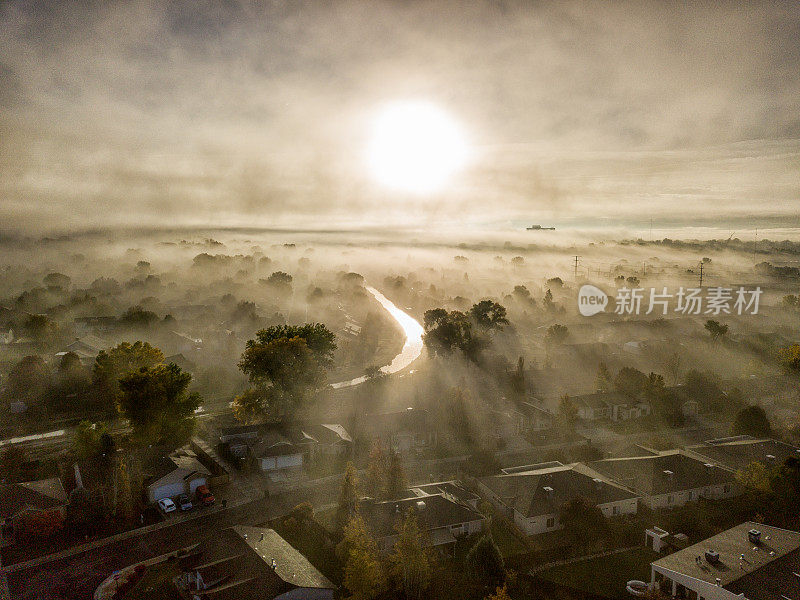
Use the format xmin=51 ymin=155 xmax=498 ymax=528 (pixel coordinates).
xmin=366 ymin=101 xmax=468 ymax=194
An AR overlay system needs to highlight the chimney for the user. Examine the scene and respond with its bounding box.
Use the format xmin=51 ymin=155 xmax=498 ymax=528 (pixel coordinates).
xmin=748 ymin=529 xmax=761 ymax=545
xmin=705 ymin=549 xmax=720 ymax=564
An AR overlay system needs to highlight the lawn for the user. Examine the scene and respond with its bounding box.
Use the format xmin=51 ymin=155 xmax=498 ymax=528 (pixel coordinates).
xmin=536 ymin=547 xmax=659 ymax=599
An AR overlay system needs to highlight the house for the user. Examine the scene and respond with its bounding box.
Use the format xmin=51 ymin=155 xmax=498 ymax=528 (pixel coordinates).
xmin=55 ymin=334 xmax=109 ymax=365
xmin=358 ymin=493 xmax=486 ymax=553
xmin=682 ymin=399 xmax=700 ymax=417
xmin=306 ymin=423 xmax=353 ymax=457
xmin=164 ymin=352 xmax=196 ymax=373
xmin=73 ymin=316 xmax=116 ymax=336
xmin=519 ymin=401 xmax=555 ymax=431
xmin=686 ymin=436 xmax=800 ymax=472
xmin=172 ymin=526 xmax=335 ymax=600
xmin=645 ymin=526 xmax=690 ymax=553
xmin=589 ymin=450 xmax=740 ymax=510
xmin=169 ymin=330 xmax=203 ymax=354
xmin=404 ymin=480 xmax=481 ymax=510
xmin=145 ymin=446 xmax=212 ymax=503
xmin=478 ymin=462 xmax=638 ymax=536
xmin=649 ymin=522 xmax=800 ymax=600
xmin=363 ymin=407 xmax=437 ymax=453
xmin=571 ymin=392 xmax=613 ymax=420
xmin=0 ymin=478 xmax=67 ymax=545
xmin=611 ymin=400 xmax=651 ymax=421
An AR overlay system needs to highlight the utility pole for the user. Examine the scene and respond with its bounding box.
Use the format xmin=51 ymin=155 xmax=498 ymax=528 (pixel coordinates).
xmin=753 ymin=228 xmax=758 ymax=265
xmin=699 ymin=261 xmax=704 ymax=288
xmin=650 ymin=218 xmax=653 ymax=242
xmin=573 ymin=256 xmax=580 ymax=280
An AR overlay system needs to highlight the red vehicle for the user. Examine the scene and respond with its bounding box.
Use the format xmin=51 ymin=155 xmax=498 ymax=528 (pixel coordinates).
xmin=195 ymin=485 xmax=215 ymax=506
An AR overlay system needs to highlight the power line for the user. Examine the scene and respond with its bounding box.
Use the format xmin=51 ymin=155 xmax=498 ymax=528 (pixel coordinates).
xmin=699 ymin=261 xmax=704 ymax=287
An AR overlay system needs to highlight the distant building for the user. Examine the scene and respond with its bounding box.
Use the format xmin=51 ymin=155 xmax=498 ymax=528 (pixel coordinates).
xmin=649 ymin=522 xmax=800 ymax=600
xmin=362 ymin=407 xmax=437 ymax=453
xmin=145 ymin=446 xmax=212 ymax=503
xmin=54 ymin=334 xmax=109 ymax=365
xmin=478 ymin=462 xmax=638 ymax=536
xmin=589 ymin=450 xmax=740 ymax=510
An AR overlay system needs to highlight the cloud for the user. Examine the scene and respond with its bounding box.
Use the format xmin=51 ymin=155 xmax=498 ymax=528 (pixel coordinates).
xmin=0 ymin=0 xmax=798 ymax=234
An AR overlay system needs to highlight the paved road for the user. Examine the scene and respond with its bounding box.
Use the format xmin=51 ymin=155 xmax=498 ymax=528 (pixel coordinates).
xmin=6 ymin=494 xmax=294 ymax=600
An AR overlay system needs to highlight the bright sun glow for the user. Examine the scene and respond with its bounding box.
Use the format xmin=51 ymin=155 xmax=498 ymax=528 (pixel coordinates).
xmin=366 ymin=101 xmax=468 ymax=194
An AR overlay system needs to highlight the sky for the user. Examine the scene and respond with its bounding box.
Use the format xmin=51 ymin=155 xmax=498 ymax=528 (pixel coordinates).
xmin=1 ymin=0 xmax=799 ymax=236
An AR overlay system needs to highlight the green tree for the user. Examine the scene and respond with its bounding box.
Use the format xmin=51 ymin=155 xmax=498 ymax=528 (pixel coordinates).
xmin=119 ymin=306 xmax=159 ymax=328
xmin=385 ymin=451 xmax=407 ymax=500
xmin=485 ymin=584 xmax=512 ymax=600
xmin=736 ymin=461 xmax=772 ymax=494
xmin=704 ymin=319 xmax=729 ymax=341
xmin=389 ymin=511 xmax=431 ymax=600
xmin=23 ymin=314 xmax=60 ymax=347
xmin=559 ymin=496 xmax=607 ymax=548
xmin=558 ymin=394 xmax=578 ymax=430
xmin=779 ymin=344 xmax=800 ymax=373
xmin=466 ymin=535 xmax=505 ymax=588
xmin=118 ymin=363 xmax=201 ymax=445
xmin=342 ymin=515 xmax=385 ymax=600
xmin=731 ymin=405 xmax=771 ymax=437
xmin=5 ymin=355 xmax=50 ymax=404
xmin=231 ymin=388 xmax=267 ymax=424
xmin=544 ymin=324 xmax=569 ymax=347
xmin=336 ymin=462 xmax=359 ymax=531
xmin=423 ymin=309 xmax=483 ymax=361
xmin=238 ymin=324 xmax=336 ymax=418
xmin=469 ymin=300 xmax=509 ymax=330
xmin=364 ymin=442 xmax=388 ymax=499
xmin=614 ymin=367 xmax=648 ymax=399
xmin=72 ymin=421 xmax=110 ymax=460
xmin=93 ymin=341 xmax=164 ymax=406
xmin=595 ymin=362 xmax=613 ymax=392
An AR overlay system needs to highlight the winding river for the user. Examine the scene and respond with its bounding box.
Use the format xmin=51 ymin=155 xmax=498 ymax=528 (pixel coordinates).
xmin=330 ymin=286 xmax=424 ymax=389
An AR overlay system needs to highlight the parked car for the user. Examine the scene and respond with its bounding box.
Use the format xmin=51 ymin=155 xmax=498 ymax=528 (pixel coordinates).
xmin=157 ymin=497 xmax=176 ymax=513
xmin=195 ymin=485 xmax=215 ymax=506
xmin=177 ymin=494 xmax=193 ymax=511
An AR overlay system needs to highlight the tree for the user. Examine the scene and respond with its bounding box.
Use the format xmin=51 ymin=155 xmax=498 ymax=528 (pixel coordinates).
xmin=614 ymin=367 xmax=648 ymax=399
xmin=595 ymin=362 xmax=613 ymax=392
xmin=466 ymin=535 xmax=505 ymax=588
xmin=664 ymin=352 xmax=681 ymax=385
xmin=23 ymin=314 xmax=59 ymax=346
xmin=559 ymin=496 xmax=607 ymax=547
xmin=778 ymin=344 xmax=800 ymax=373
xmin=43 ymin=272 xmax=71 ymax=289
xmin=231 ymin=388 xmax=267 ymax=424
xmin=389 ymin=511 xmax=431 ymax=600
xmin=735 ymin=461 xmax=772 ymax=494
xmin=72 ymin=421 xmax=110 ymax=460
xmin=5 ymin=355 xmax=50 ymax=404
xmin=93 ymin=341 xmax=164 ymax=406
xmin=336 ymin=462 xmax=359 ymax=531
xmin=731 ymin=406 xmax=771 ymax=437
xmin=385 ymin=451 xmax=407 ymax=500
xmin=423 ymin=309 xmax=482 ymax=361
xmin=342 ymin=515 xmax=385 ymax=600
xmin=544 ymin=324 xmax=568 ymax=347
xmin=364 ymin=442 xmax=388 ymax=499
xmin=704 ymin=319 xmax=729 ymax=341
xmin=469 ymin=300 xmax=509 ymax=330
xmin=238 ymin=324 xmax=336 ymax=418
xmin=485 ymin=584 xmax=512 ymax=600
xmin=558 ymin=394 xmax=578 ymax=430
xmin=118 ymin=362 xmax=201 ymax=445
xmin=119 ymin=306 xmax=159 ymax=329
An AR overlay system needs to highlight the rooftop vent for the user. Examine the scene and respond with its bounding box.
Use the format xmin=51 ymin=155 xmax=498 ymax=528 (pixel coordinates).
xmin=704 ymin=463 xmax=714 ymax=470
xmin=415 ymin=500 xmax=426 ymax=511
xmin=663 ymin=470 xmax=674 ymax=477
xmin=543 ymin=486 xmax=554 ymax=497
xmin=593 ymin=478 xmax=603 ymax=488
xmin=748 ymin=529 xmax=761 ymax=545
xmin=766 ymin=454 xmax=776 ymax=461
xmin=705 ymin=549 xmax=720 ymax=564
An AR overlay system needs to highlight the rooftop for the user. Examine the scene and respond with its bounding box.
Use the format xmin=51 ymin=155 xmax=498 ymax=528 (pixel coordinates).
xmin=687 ymin=437 xmax=800 ymax=472
xmin=0 ymin=478 xmax=67 ymax=518
xmin=589 ymin=450 xmax=735 ymax=495
xmin=652 ymin=522 xmax=800 ymax=595
xmin=480 ymin=463 xmax=637 ymax=517
xmin=359 ymin=492 xmax=484 ymax=539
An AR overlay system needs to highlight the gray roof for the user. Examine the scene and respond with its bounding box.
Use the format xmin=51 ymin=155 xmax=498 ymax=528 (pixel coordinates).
xmin=687 ymin=437 xmax=800 ymax=472
xmin=406 ymin=480 xmax=479 ymax=506
xmin=176 ymin=526 xmax=334 ymax=600
xmin=359 ymin=493 xmax=484 ymax=539
xmin=480 ymin=463 xmax=637 ymax=518
xmin=652 ymin=522 xmax=800 ymax=593
xmin=589 ymin=450 xmax=735 ymax=496
xmin=0 ymin=478 xmax=67 ymax=518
